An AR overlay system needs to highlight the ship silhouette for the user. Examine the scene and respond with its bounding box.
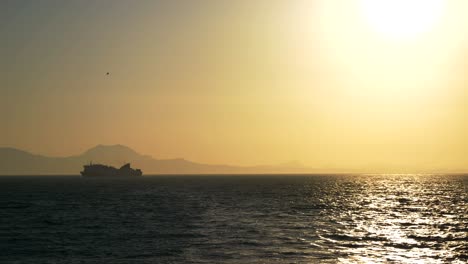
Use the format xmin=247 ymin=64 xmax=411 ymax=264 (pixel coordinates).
xmin=81 ymin=163 xmax=143 ymax=177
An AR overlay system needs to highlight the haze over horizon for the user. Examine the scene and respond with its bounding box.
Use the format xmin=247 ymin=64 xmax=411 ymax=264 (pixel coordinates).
xmin=3 ymin=0 xmax=468 ymax=172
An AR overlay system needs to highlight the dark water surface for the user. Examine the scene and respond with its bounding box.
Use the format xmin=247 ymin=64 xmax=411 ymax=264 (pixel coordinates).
xmin=1 ymin=175 xmax=467 ymax=263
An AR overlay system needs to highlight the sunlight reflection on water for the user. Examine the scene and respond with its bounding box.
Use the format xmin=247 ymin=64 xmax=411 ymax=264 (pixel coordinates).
xmin=325 ymin=174 xmax=467 ymax=263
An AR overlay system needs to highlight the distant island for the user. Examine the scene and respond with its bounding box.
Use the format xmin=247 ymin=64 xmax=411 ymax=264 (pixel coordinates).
xmin=0 ymin=144 xmax=313 ymax=175
xmin=81 ymin=163 xmax=142 ymax=177
xmin=0 ymin=145 xmax=460 ymax=175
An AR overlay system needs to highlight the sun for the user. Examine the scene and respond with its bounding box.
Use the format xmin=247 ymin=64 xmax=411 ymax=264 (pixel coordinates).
xmin=360 ymin=0 xmax=445 ymax=40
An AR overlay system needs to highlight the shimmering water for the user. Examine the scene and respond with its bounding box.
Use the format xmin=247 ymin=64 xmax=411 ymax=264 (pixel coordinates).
xmin=1 ymin=175 xmax=467 ymax=263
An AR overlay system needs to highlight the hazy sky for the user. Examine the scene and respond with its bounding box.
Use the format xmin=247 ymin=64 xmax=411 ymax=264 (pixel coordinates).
xmin=2 ymin=0 xmax=468 ymax=172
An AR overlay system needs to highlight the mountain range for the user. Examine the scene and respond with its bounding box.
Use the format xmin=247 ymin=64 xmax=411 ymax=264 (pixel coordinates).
xmin=0 ymin=145 xmax=313 ymax=175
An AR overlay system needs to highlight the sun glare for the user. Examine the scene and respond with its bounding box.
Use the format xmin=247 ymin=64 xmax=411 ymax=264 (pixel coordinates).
xmin=360 ymin=0 xmax=445 ymax=40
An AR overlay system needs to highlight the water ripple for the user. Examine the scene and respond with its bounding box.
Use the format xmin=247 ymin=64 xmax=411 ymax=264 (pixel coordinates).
xmin=0 ymin=174 xmax=466 ymax=263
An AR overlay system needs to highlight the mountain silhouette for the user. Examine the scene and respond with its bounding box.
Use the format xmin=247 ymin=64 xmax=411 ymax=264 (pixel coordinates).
xmin=0 ymin=145 xmax=311 ymax=175
xmin=79 ymin=144 xmax=152 ymax=165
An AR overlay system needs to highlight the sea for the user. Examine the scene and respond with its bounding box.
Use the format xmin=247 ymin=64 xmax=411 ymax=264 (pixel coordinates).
xmin=0 ymin=174 xmax=466 ymax=264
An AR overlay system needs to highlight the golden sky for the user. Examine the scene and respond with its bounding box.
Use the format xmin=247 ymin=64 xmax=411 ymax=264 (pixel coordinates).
xmin=2 ymin=0 xmax=468 ymax=172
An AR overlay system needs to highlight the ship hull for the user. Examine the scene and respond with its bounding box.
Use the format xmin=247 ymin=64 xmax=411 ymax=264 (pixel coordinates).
xmin=81 ymin=163 xmax=143 ymax=177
